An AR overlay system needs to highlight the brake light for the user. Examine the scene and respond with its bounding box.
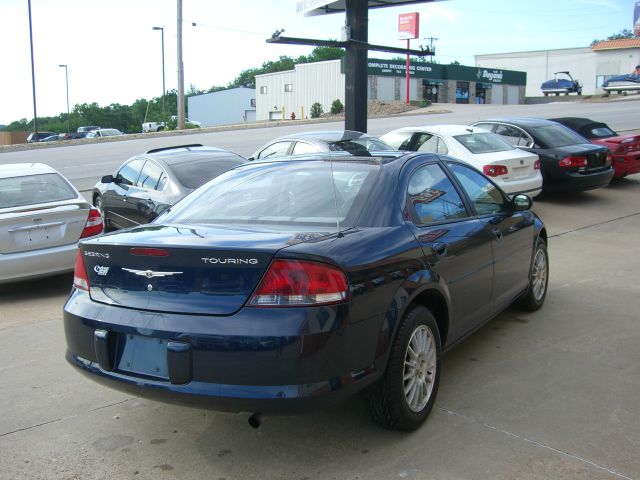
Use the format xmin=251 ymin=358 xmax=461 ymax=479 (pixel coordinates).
xmin=73 ymin=250 xmax=90 ymax=290
xmin=248 ymin=259 xmax=349 ymax=307
xmin=483 ymin=165 xmax=508 ymax=177
xmin=534 ymin=159 xmax=541 ymax=170
xmin=130 ymin=248 xmax=169 ymax=257
xmin=606 ymin=153 xmax=612 ymax=166
xmin=80 ymin=207 xmax=103 ymax=239
xmin=558 ymin=156 xmax=588 ymax=168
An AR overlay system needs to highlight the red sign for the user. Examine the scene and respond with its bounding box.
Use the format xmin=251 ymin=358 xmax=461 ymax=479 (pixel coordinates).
xmin=398 ymin=12 xmax=419 ymax=40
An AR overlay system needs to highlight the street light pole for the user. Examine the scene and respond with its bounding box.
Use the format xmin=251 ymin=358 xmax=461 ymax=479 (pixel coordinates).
xmin=152 ymin=26 xmax=166 ymax=116
xmin=59 ymin=64 xmax=70 ymax=133
xmin=177 ymin=0 xmax=185 ymax=130
xmin=27 ymin=0 xmax=38 ymax=137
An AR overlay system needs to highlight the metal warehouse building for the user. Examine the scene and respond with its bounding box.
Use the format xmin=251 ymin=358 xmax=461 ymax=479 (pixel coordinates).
xmin=476 ymin=39 xmax=640 ymax=98
xmin=255 ymin=58 xmax=527 ymax=121
xmin=187 ymin=87 xmax=256 ymax=127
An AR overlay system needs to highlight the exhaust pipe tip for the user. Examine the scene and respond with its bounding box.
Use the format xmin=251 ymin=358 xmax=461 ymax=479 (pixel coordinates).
xmin=248 ymin=412 xmax=263 ymax=429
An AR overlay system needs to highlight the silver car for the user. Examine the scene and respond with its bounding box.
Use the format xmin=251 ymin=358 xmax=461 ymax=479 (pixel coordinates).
xmin=0 ymin=163 xmax=103 ymax=283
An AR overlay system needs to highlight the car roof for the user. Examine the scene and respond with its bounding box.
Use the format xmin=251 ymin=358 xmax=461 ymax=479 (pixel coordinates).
xmin=0 ymin=163 xmax=58 ymax=179
xmin=475 ymin=117 xmax=561 ymax=128
xmin=144 ymin=145 xmax=245 ymax=166
xmin=251 ymin=151 xmax=413 ymax=166
xmin=393 ymin=124 xmax=490 ymax=135
xmin=271 ymin=130 xmax=376 ymax=143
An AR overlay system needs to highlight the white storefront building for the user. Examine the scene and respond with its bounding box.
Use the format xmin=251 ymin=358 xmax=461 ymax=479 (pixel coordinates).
xmin=475 ymin=39 xmax=640 ymax=98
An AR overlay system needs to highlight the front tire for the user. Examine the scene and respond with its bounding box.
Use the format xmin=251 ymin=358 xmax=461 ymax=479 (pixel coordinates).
xmin=367 ymin=306 xmax=441 ymax=431
xmin=516 ymin=239 xmax=549 ymax=311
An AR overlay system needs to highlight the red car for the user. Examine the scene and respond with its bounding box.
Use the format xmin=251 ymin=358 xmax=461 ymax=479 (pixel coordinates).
xmin=551 ymin=117 xmax=640 ymax=178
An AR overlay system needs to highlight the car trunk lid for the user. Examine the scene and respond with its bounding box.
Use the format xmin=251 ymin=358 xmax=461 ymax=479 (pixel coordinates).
xmin=473 ymin=148 xmax=539 ymax=180
xmin=0 ymin=201 xmax=90 ymax=254
xmin=80 ymin=224 xmax=331 ymax=315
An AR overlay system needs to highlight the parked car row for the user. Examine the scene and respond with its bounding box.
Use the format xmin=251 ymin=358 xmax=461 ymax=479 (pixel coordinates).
xmin=25 ymin=126 xmax=124 ymax=143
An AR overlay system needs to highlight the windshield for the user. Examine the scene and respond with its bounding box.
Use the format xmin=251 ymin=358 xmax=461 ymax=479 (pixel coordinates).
xmin=160 ymin=160 xmax=380 ymax=230
xmin=453 ymin=132 xmax=515 ymax=154
xmin=328 ymin=136 xmax=395 ymax=154
xmin=530 ymin=125 xmax=588 ymax=148
xmin=586 ymin=126 xmax=616 ymax=139
xmin=171 ymin=157 xmax=244 ymax=189
xmin=0 ymin=173 xmax=77 ymax=209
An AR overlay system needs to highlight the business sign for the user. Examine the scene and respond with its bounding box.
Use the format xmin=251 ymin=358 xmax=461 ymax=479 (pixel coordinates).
xmin=398 ymin=12 xmax=419 ymax=40
xmin=634 ymin=2 xmax=640 ymax=37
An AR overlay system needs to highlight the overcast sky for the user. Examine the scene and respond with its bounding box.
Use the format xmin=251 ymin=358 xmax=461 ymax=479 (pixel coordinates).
xmin=0 ymin=0 xmax=634 ymax=125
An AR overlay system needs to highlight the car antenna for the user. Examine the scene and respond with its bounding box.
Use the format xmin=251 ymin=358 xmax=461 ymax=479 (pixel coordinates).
xmin=327 ymin=155 xmax=344 ymax=238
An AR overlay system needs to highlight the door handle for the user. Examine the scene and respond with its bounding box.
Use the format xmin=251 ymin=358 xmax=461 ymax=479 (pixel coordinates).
xmin=122 ymin=195 xmax=128 ymax=202
xmin=432 ymin=242 xmax=447 ymax=256
xmin=491 ymin=228 xmax=503 ymax=240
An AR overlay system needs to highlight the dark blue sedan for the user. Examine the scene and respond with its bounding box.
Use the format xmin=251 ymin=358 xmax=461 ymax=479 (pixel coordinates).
xmin=64 ymin=152 xmax=548 ymax=431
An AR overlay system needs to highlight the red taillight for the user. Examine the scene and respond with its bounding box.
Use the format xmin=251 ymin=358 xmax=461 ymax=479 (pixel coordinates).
xmin=534 ymin=159 xmax=541 ymax=170
xmin=248 ymin=259 xmax=349 ymax=307
xmin=73 ymin=250 xmax=90 ymax=290
xmin=129 ymin=248 xmax=169 ymax=257
xmin=483 ymin=165 xmax=508 ymax=177
xmin=558 ymin=156 xmax=588 ymax=168
xmin=80 ymin=207 xmax=103 ymax=239
xmin=613 ymin=145 xmax=627 ymax=155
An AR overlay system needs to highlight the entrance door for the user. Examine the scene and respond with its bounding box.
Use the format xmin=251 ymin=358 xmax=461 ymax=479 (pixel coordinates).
xmin=455 ymin=82 xmax=470 ymax=104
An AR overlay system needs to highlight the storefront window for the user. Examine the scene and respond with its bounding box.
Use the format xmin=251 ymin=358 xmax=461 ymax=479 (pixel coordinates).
xmin=456 ymin=81 xmax=469 ymax=104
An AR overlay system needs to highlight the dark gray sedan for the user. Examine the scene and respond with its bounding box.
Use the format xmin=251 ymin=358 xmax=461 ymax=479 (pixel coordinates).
xmin=93 ymin=144 xmax=245 ymax=230
xmin=248 ymin=130 xmax=395 ymax=160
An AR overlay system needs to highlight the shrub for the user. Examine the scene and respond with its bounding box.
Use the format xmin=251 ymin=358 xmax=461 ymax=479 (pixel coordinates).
xmin=420 ymin=99 xmax=432 ymax=108
xmin=330 ymin=99 xmax=344 ymax=115
xmin=310 ymin=102 xmax=324 ymax=118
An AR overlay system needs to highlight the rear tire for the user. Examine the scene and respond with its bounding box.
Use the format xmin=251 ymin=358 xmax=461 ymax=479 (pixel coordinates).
xmin=366 ymin=306 xmax=441 ymax=431
xmin=94 ymin=195 xmax=111 ymax=232
xmin=515 ymin=239 xmax=548 ymax=311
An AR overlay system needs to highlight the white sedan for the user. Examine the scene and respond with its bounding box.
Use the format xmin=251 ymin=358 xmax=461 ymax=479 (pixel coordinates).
xmin=0 ymin=163 xmax=103 ymax=283
xmin=381 ymin=125 xmax=543 ymax=197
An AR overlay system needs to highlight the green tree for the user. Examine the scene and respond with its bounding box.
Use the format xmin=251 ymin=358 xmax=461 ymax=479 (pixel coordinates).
xmin=310 ymin=102 xmax=324 ymax=118
xmin=591 ymin=29 xmax=635 ymax=46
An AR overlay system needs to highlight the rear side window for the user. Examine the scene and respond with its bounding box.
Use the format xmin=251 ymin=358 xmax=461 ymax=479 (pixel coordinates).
xmin=407 ymin=164 xmax=467 ymax=224
xmin=454 ymin=132 xmax=515 ymax=154
xmin=328 ymin=137 xmax=394 ymax=153
xmin=163 ymin=161 xmax=380 ymax=229
xmin=492 ymin=125 xmax=531 ymax=147
xmin=137 ymin=160 xmax=166 ymax=190
xmin=0 ymin=173 xmax=76 ymax=208
xmin=415 ymin=134 xmax=448 ymax=154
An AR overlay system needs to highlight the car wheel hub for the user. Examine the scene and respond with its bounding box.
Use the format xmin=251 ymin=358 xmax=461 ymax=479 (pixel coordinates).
xmin=403 ymin=325 xmax=436 ymax=413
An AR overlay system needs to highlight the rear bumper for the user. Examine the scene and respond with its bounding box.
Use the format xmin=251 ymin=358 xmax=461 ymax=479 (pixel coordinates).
xmin=0 ymin=242 xmax=76 ymax=284
xmin=63 ymin=290 xmax=381 ymax=413
xmin=544 ymin=167 xmax=614 ymax=192
xmin=611 ymin=153 xmax=640 ymax=177
xmin=499 ymin=176 xmax=543 ymax=197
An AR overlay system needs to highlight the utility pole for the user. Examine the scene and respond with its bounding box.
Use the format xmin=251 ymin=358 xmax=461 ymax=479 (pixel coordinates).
xmin=424 ymin=36 xmax=438 ymax=62
xmin=177 ymin=0 xmax=185 ymax=130
xmin=152 ymin=26 xmax=166 ymax=116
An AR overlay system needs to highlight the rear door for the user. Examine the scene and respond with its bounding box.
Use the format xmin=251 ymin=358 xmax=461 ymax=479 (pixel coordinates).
xmin=126 ymin=159 xmax=170 ymax=225
xmin=402 ymin=160 xmax=494 ymax=341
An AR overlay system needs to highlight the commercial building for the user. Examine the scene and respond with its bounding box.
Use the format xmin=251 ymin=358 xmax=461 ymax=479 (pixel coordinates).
xmin=475 ymin=39 xmax=640 ymax=97
xmin=187 ymin=87 xmax=256 ymax=127
xmin=254 ymin=58 xmax=527 ymax=121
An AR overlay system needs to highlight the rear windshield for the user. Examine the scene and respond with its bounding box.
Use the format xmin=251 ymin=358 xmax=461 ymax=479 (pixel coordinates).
xmin=0 ymin=173 xmax=76 ymax=209
xmin=171 ymin=157 xmax=245 ymax=189
xmin=586 ymin=126 xmax=616 ymax=139
xmin=530 ymin=125 xmax=587 ymax=148
xmin=328 ymin=136 xmax=395 ymax=154
xmin=453 ymin=132 xmax=515 ymax=154
xmin=161 ymin=160 xmax=380 ymax=229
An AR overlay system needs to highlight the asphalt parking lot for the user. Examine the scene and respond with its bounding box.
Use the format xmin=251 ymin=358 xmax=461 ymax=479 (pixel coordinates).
xmin=1 ymin=168 xmax=639 ymax=479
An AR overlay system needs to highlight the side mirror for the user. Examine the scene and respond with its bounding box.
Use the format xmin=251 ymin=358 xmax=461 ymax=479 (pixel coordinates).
xmin=512 ymin=194 xmax=532 ymax=211
xmin=101 ymin=175 xmax=114 ymax=184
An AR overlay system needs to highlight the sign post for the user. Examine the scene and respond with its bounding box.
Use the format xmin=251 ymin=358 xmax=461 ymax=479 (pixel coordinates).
xmin=398 ymin=12 xmax=419 ymax=104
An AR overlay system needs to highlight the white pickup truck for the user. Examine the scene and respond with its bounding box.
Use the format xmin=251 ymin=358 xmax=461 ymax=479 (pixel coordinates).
xmin=141 ymin=121 xmax=166 ymax=133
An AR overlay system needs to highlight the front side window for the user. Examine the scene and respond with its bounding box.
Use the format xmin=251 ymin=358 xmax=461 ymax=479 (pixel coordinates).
xmin=448 ymin=163 xmax=509 ymax=216
xmin=292 ymin=141 xmax=318 ymax=155
xmin=116 ymin=158 xmax=145 ymax=186
xmin=407 ymin=164 xmax=467 ymax=224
